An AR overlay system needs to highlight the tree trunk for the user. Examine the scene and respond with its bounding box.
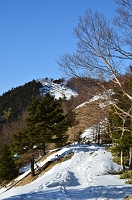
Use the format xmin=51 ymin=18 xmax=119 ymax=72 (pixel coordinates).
xmin=98 ymin=133 xmax=100 ymax=145
xmin=121 ymin=151 xmax=125 ymax=172
xmin=129 ymin=147 xmax=132 ymax=170
xmin=31 ymin=157 xmax=35 ymax=177
xmin=42 ymin=143 xmax=46 ymax=156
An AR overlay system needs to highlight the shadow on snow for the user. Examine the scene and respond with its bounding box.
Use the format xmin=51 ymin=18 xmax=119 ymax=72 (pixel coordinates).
xmin=3 ymin=184 xmax=132 ymax=200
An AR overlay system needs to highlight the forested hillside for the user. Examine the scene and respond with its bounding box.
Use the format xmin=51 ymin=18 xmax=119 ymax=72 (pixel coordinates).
xmin=0 ymin=80 xmax=42 ymax=147
xmin=0 ymin=79 xmax=41 ymax=123
xmin=0 ymin=77 xmax=107 ymax=149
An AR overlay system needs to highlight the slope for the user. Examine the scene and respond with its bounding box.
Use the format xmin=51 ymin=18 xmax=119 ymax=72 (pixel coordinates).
xmin=0 ymin=80 xmax=41 ymax=148
xmin=0 ymin=143 xmax=132 ymax=199
xmin=0 ymin=79 xmax=78 ymax=148
xmin=39 ymin=80 xmax=78 ymax=100
xmin=67 ymin=92 xmax=111 ymax=143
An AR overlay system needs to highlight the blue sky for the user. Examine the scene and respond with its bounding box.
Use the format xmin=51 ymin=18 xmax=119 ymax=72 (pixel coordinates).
xmin=0 ymin=0 xmax=117 ymax=95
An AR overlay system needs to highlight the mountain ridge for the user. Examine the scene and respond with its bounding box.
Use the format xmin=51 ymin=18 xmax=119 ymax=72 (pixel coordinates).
xmin=0 ymin=77 xmax=109 ymax=149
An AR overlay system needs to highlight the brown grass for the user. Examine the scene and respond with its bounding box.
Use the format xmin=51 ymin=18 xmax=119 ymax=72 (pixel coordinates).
xmin=67 ymin=98 xmax=110 ymax=143
xmin=124 ymin=196 xmax=132 ymax=200
xmin=16 ymin=152 xmax=74 ymax=187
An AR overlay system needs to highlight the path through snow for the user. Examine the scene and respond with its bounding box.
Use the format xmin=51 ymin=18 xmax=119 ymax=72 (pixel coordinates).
xmin=0 ymin=144 xmax=132 ymax=200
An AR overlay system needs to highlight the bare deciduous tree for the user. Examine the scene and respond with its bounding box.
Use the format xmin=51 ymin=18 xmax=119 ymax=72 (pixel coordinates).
xmin=60 ymin=1 xmax=132 ymax=74
xmin=57 ymin=0 xmax=132 ymax=117
xmin=57 ymin=0 xmax=132 ymax=170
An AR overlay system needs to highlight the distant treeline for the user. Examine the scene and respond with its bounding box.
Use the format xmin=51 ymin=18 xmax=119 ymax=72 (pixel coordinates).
xmin=0 ymin=80 xmax=42 ymax=127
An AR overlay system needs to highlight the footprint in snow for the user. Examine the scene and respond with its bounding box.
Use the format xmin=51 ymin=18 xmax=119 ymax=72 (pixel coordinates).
xmin=87 ymin=175 xmax=93 ymax=183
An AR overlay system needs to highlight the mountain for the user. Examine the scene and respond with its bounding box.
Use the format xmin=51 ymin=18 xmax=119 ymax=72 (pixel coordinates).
xmin=0 ymin=77 xmax=108 ymax=148
xmin=39 ymin=79 xmax=78 ymax=100
xmin=0 ymin=80 xmax=41 ymax=147
xmin=67 ymin=90 xmax=111 ymax=143
xmin=0 ymin=77 xmax=132 ymax=199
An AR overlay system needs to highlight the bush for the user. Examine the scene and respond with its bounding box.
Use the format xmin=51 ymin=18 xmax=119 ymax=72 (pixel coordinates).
xmin=120 ymin=170 xmax=132 ymax=184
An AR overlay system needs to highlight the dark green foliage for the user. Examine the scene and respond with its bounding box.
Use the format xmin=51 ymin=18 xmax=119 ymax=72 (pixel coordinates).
xmin=108 ymin=78 xmax=132 ymax=142
xmin=53 ymin=110 xmax=75 ymax=147
xmin=0 ymin=80 xmax=42 ymax=127
xmin=0 ymin=143 xmax=18 ymax=181
xmin=12 ymin=93 xmax=74 ymax=155
xmin=12 ymin=130 xmax=31 ymax=154
xmin=107 ymin=74 xmax=132 ymax=167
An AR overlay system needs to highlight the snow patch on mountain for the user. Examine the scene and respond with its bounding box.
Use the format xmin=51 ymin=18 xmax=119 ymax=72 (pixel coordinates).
xmin=39 ymin=81 xmax=78 ymax=100
xmin=75 ymin=90 xmax=113 ymax=109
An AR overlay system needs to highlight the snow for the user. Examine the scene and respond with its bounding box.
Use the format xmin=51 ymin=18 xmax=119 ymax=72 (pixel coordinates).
xmin=0 ymin=86 xmax=132 ymax=199
xmin=39 ymin=81 xmax=78 ymax=100
xmin=80 ymin=118 xmax=108 ymax=144
xmin=0 ymin=144 xmax=132 ymax=200
xmin=80 ymin=127 xmax=94 ymax=142
xmin=75 ymin=90 xmax=113 ymax=109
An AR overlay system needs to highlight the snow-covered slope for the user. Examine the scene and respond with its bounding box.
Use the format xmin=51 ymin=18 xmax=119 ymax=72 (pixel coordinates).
xmin=0 ymin=143 xmax=132 ymax=200
xmin=75 ymin=90 xmax=113 ymax=109
xmin=0 ymin=88 xmax=132 ymax=200
xmin=39 ymin=81 xmax=78 ymax=100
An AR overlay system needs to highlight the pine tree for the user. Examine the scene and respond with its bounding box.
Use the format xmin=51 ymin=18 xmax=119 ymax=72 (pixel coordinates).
xmin=12 ymin=130 xmax=31 ymax=154
xmin=53 ymin=111 xmax=74 ymax=147
xmin=108 ymin=74 xmax=132 ymax=170
xmin=0 ymin=143 xmax=18 ymax=181
xmin=12 ymin=93 xmax=74 ymax=155
xmin=31 ymin=93 xmax=74 ymax=152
